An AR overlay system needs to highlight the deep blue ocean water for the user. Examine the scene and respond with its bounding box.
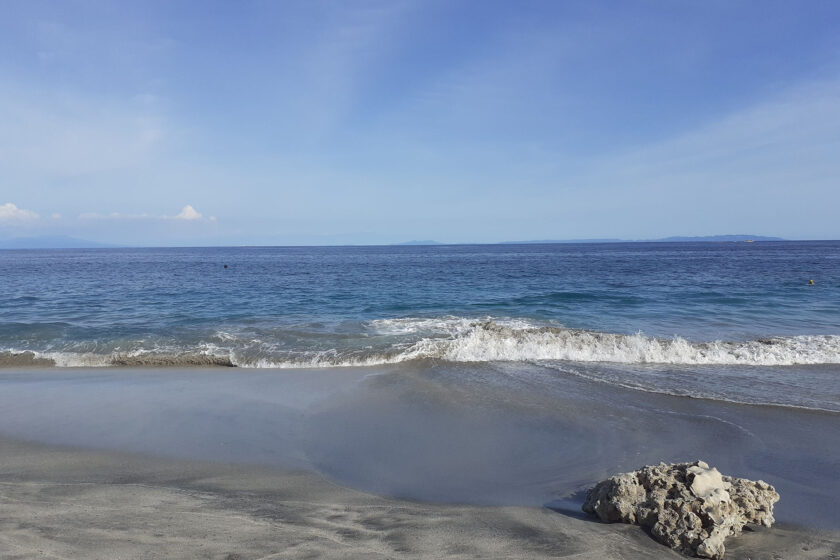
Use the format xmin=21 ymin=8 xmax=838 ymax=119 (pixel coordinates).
xmin=2 ymin=241 xmax=839 ymax=410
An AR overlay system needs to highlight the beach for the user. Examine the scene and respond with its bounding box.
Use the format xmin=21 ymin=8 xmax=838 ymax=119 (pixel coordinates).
xmin=1 ymin=365 xmax=839 ymax=559
xmin=1 ymin=430 xmax=838 ymax=560
xmin=1 ymin=244 xmax=839 ymax=557
xmin=0 ymin=434 xmax=672 ymax=559
xmin=4 ymin=0 xmax=840 ymax=555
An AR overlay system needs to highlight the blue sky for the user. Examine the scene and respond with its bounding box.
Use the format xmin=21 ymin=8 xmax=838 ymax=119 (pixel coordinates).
xmin=1 ymin=0 xmax=839 ymax=245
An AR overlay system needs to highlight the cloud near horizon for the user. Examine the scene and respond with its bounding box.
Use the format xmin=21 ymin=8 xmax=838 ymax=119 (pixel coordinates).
xmin=168 ymin=205 xmax=216 ymax=222
xmin=174 ymin=205 xmax=202 ymax=220
xmin=76 ymin=205 xmax=215 ymax=222
xmin=78 ymin=212 xmax=149 ymax=220
xmin=0 ymin=202 xmax=39 ymax=221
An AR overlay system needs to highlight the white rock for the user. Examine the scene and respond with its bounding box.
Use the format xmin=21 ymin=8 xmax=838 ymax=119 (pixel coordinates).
xmin=687 ymin=463 xmax=727 ymax=499
xmin=582 ymin=461 xmax=780 ymax=559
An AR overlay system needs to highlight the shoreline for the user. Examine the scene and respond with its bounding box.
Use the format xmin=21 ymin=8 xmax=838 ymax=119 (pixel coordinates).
xmin=1 ymin=435 xmax=837 ymax=559
xmin=1 ymin=354 xmax=839 ymax=416
xmin=2 ymin=366 xmax=840 ymax=524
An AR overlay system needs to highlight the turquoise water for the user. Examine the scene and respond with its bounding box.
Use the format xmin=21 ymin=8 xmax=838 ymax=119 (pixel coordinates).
xmin=2 ymin=241 xmax=839 ymax=409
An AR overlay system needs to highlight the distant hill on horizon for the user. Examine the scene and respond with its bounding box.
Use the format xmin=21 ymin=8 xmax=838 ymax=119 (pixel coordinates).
xmin=653 ymin=234 xmax=784 ymax=242
xmin=393 ymin=240 xmax=445 ymax=245
xmin=0 ymin=235 xmax=120 ymax=249
xmin=1 ymin=234 xmax=790 ymax=249
xmin=501 ymin=234 xmax=785 ymax=244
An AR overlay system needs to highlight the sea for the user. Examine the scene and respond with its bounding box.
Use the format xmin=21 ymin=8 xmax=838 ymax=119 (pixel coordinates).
xmin=1 ymin=241 xmax=839 ymax=527
xmin=2 ymin=241 xmax=839 ymax=409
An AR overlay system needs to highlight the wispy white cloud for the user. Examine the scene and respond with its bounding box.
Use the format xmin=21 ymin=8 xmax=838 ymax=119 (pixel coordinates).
xmin=78 ymin=205 xmax=216 ymax=223
xmin=286 ymin=1 xmax=417 ymax=142
xmin=0 ymin=88 xmax=168 ymax=179
xmin=599 ymin=80 xmax=840 ymax=177
xmin=575 ymin=78 xmax=840 ymax=205
xmin=553 ymin=77 xmax=840 ymax=238
xmin=78 ymin=212 xmax=149 ymax=220
xmin=0 ymin=202 xmax=38 ymax=221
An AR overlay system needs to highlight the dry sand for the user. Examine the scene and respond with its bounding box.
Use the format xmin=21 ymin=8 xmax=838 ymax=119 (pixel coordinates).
xmin=1 ymin=436 xmax=837 ymax=560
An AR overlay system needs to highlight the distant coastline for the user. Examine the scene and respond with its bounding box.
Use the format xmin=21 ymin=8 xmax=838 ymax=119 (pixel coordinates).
xmin=0 ymin=234 xmax=788 ymax=250
xmin=499 ymin=234 xmax=785 ymax=244
xmin=0 ymin=235 xmax=121 ymax=249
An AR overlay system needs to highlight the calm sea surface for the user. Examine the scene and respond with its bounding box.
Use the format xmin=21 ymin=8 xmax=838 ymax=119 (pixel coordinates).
xmin=2 ymin=241 xmax=839 ymax=410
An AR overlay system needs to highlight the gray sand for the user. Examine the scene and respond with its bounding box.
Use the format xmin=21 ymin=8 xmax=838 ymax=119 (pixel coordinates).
xmin=1 ymin=436 xmax=837 ymax=560
xmin=1 ymin=365 xmax=840 ymax=558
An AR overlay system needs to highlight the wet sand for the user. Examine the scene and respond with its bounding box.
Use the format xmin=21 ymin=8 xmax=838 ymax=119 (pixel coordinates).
xmin=1 ymin=436 xmax=838 ymax=559
xmin=1 ymin=364 xmax=839 ymax=558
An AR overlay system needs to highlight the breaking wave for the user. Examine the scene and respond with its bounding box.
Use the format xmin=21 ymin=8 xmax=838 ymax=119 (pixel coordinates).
xmin=2 ymin=318 xmax=839 ymax=368
xmin=428 ymin=321 xmax=840 ymax=366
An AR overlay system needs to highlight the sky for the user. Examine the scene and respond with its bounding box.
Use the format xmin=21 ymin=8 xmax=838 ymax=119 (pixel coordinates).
xmin=1 ymin=0 xmax=839 ymax=246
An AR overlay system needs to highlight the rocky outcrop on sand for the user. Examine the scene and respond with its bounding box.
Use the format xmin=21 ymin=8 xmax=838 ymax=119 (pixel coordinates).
xmin=582 ymin=461 xmax=779 ymax=559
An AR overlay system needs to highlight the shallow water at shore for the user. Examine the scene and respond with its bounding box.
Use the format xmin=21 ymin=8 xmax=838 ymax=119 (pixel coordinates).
xmin=1 ymin=364 xmax=838 ymax=530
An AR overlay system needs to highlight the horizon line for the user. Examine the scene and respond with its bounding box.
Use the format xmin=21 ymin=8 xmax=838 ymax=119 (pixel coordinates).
xmin=5 ymin=237 xmax=840 ymax=251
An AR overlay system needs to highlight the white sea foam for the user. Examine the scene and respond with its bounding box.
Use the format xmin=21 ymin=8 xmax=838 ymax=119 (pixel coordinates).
xmin=3 ymin=318 xmax=839 ymax=369
xmin=198 ymin=322 xmax=840 ymax=368
xmin=427 ymin=322 xmax=840 ymax=366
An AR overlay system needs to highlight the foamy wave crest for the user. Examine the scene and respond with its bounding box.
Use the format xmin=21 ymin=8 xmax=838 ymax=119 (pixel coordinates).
xmin=2 ymin=319 xmax=839 ymax=368
xmin=427 ymin=322 xmax=840 ymax=366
